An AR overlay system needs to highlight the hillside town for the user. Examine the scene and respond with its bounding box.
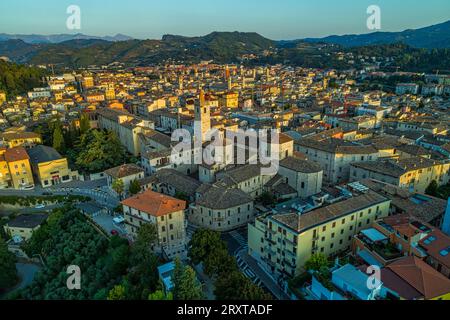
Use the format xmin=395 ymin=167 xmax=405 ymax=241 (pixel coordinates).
xmin=1 ymin=61 xmax=450 ymax=301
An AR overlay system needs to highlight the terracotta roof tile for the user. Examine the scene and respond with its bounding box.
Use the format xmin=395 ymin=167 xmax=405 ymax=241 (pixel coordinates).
xmin=121 ymin=190 xmax=186 ymax=217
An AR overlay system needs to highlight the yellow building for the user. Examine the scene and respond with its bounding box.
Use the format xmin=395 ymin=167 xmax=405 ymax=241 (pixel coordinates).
xmin=86 ymin=92 xmax=105 ymax=103
xmin=219 ymin=91 xmax=239 ymax=108
xmin=0 ymin=91 xmax=6 ymax=105
xmin=105 ymin=85 xmax=116 ymax=100
xmin=82 ymin=76 xmax=94 ymax=89
xmin=248 ymin=191 xmax=391 ymax=279
xmin=350 ymin=157 xmax=450 ymax=194
xmin=27 ymin=145 xmax=76 ymax=187
xmin=0 ymin=147 xmax=34 ymax=189
xmin=0 ymin=130 xmax=42 ymax=148
xmin=4 ymin=214 xmax=47 ymax=241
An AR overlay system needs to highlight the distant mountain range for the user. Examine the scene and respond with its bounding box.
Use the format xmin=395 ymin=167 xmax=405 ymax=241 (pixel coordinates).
xmin=0 ymin=33 xmax=133 ymax=44
xmin=0 ymin=21 xmax=449 ymax=70
xmin=302 ymin=20 xmax=450 ymax=49
xmin=0 ymin=31 xmax=276 ymax=66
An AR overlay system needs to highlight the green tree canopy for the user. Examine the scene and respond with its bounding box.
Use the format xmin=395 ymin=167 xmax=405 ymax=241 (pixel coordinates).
xmin=149 ymin=290 xmax=173 ymax=300
xmin=52 ymin=124 xmax=66 ymax=154
xmin=425 ymin=180 xmax=439 ymax=197
xmin=304 ymin=253 xmax=330 ymax=271
xmin=75 ymin=129 xmax=128 ymax=174
xmin=112 ymin=179 xmax=125 ymax=199
xmin=0 ymin=237 xmax=18 ymax=290
xmin=188 ymin=229 xmax=227 ymax=267
xmin=173 ymin=260 xmax=204 ymax=300
xmin=128 ymin=179 xmax=141 ymax=196
xmin=107 ymin=285 xmax=126 ymax=300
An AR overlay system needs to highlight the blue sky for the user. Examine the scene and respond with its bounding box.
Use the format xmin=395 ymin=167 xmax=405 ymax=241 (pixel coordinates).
xmin=0 ymin=0 xmax=449 ymax=40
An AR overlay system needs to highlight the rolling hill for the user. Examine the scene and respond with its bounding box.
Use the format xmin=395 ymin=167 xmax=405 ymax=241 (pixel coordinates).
xmin=0 ymin=32 xmax=276 ymax=66
xmin=302 ymin=20 xmax=450 ymax=49
xmin=0 ymin=33 xmax=133 ymax=44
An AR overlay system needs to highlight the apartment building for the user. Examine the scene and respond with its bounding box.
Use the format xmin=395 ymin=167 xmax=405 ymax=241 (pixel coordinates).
xmin=248 ymin=190 xmax=391 ymax=279
xmin=97 ymin=108 xmax=155 ymax=156
xmin=296 ymin=138 xmax=380 ymax=183
xmin=0 ymin=130 xmax=42 ymax=149
xmin=122 ymin=190 xmax=187 ymax=259
xmin=350 ymin=157 xmax=450 ymax=194
xmin=0 ymin=147 xmax=34 ymax=189
xmin=353 ymin=214 xmax=450 ymax=280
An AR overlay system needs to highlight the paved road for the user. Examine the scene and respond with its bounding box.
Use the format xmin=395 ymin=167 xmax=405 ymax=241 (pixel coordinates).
xmin=92 ymin=212 xmax=127 ymax=236
xmin=0 ymin=179 xmax=119 ymax=211
xmin=1 ymin=263 xmax=41 ymax=298
xmin=237 ymin=248 xmax=291 ymax=300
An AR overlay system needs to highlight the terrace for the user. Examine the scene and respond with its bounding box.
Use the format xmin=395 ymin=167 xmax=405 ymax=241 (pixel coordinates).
xmin=355 ymin=228 xmax=403 ymax=264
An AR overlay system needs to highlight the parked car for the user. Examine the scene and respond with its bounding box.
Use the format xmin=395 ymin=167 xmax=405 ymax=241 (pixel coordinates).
xmin=35 ymin=204 xmax=46 ymax=209
xmin=110 ymin=230 xmax=119 ymax=236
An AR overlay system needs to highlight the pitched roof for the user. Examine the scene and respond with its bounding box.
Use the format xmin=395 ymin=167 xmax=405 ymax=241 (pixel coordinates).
xmin=7 ymin=214 xmax=47 ymax=228
xmin=147 ymin=169 xmax=201 ymax=197
xmin=4 ymin=147 xmax=29 ymax=162
xmin=280 ymin=156 xmax=323 ymax=173
xmin=196 ymin=184 xmax=253 ymax=210
xmin=28 ymin=145 xmax=62 ymax=163
xmin=271 ymin=191 xmax=389 ymax=233
xmin=121 ymin=190 xmax=186 ymax=217
xmin=387 ymin=256 xmax=450 ymax=299
xmin=104 ymin=164 xmax=144 ymax=178
xmin=419 ymin=229 xmax=450 ymax=269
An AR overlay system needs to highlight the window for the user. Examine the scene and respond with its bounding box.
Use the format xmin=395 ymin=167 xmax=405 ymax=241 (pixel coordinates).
xmin=170 ymin=224 xmax=173 ymax=230
xmin=322 ymin=226 xmax=327 ymax=232
xmin=332 ymin=222 xmax=336 ymax=228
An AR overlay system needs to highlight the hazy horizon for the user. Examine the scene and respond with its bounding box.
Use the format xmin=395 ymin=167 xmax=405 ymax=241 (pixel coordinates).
xmin=1 ymin=0 xmax=449 ymax=41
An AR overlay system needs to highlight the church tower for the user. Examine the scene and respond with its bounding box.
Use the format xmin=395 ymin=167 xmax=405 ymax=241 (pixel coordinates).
xmin=195 ymin=90 xmax=211 ymax=143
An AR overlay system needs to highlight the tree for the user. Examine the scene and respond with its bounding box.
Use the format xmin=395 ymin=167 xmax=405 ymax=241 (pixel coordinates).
xmin=149 ymin=290 xmax=173 ymax=300
xmin=0 ymin=237 xmax=18 ymax=290
xmin=128 ymin=179 xmax=141 ymax=196
xmin=107 ymin=285 xmax=126 ymax=300
xmin=52 ymin=125 xmax=65 ymax=154
xmin=214 ymin=271 xmax=271 ymax=300
xmin=173 ymin=261 xmax=204 ymax=300
xmin=257 ymin=192 xmax=276 ymax=206
xmin=425 ymin=180 xmax=439 ymax=197
xmin=126 ymin=223 xmax=160 ymax=300
xmin=304 ymin=253 xmax=329 ymax=271
xmin=112 ymin=179 xmax=125 ymax=199
xmin=188 ymin=229 xmax=227 ymax=267
xmin=131 ymin=223 xmax=158 ymax=265
xmin=75 ymin=129 xmax=128 ymax=174
xmin=79 ymin=113 xmax=91 ymax=134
